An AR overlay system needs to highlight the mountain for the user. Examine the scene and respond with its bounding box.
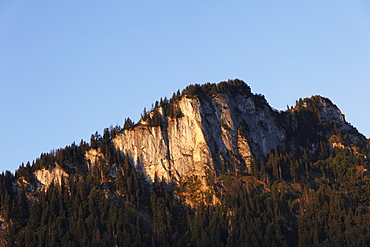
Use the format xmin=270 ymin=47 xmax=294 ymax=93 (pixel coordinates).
xmin=114 ymin=80 xmax=284 ymax=182
xmin=0 ymin=79 xmax=369 ymax=246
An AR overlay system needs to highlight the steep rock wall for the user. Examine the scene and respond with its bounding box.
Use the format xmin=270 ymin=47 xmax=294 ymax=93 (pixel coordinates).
xmin=113 ymin=93 xmax=286 ymax=182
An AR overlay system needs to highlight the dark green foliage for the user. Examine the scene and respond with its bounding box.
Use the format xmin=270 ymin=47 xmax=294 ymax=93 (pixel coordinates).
xmin=123 ymin=117 xmax=135 ymax=129
xmin=183 ymin=79 xmax=251 ymax=98
xmin=5 ymin=139 xmax=369 ymax=246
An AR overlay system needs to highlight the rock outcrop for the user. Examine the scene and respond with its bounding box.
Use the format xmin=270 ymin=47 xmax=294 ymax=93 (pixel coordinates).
xmin=34 ymin=163 xmax=69 ymax=190
xmin=293 ymin=95 xmax=366 ymax=147
xmin=113 ymin=81 xmax=286 ymax=182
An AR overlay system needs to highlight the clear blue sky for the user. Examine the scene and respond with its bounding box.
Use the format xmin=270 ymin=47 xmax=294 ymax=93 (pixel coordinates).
xmin=1 ymin=1 xmax=370 ymax=173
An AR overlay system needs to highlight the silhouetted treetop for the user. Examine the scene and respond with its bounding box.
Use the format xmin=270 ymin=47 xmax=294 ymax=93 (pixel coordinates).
xmin=182 ymin=79 xmax=252 ymax=98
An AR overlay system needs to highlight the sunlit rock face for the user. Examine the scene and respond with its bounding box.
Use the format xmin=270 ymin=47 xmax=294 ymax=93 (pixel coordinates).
xmin=113 ymin=91 xmax=286 ymax=182
xmin=34 ymin=164 xmax=69 ymax=190
xmin=85 ymin=148 xmax=104 ymax=171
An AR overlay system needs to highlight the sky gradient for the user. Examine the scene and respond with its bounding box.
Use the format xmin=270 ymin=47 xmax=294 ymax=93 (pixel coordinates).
xmin=1 ymin=1 xmax=370 ymax=173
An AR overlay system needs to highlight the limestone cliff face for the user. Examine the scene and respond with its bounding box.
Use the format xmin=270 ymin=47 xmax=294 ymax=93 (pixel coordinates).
xmin=113 ymin=91 xmax=286 ymax=182
xmin=34 ymin=164 xmax=69 ymax=190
